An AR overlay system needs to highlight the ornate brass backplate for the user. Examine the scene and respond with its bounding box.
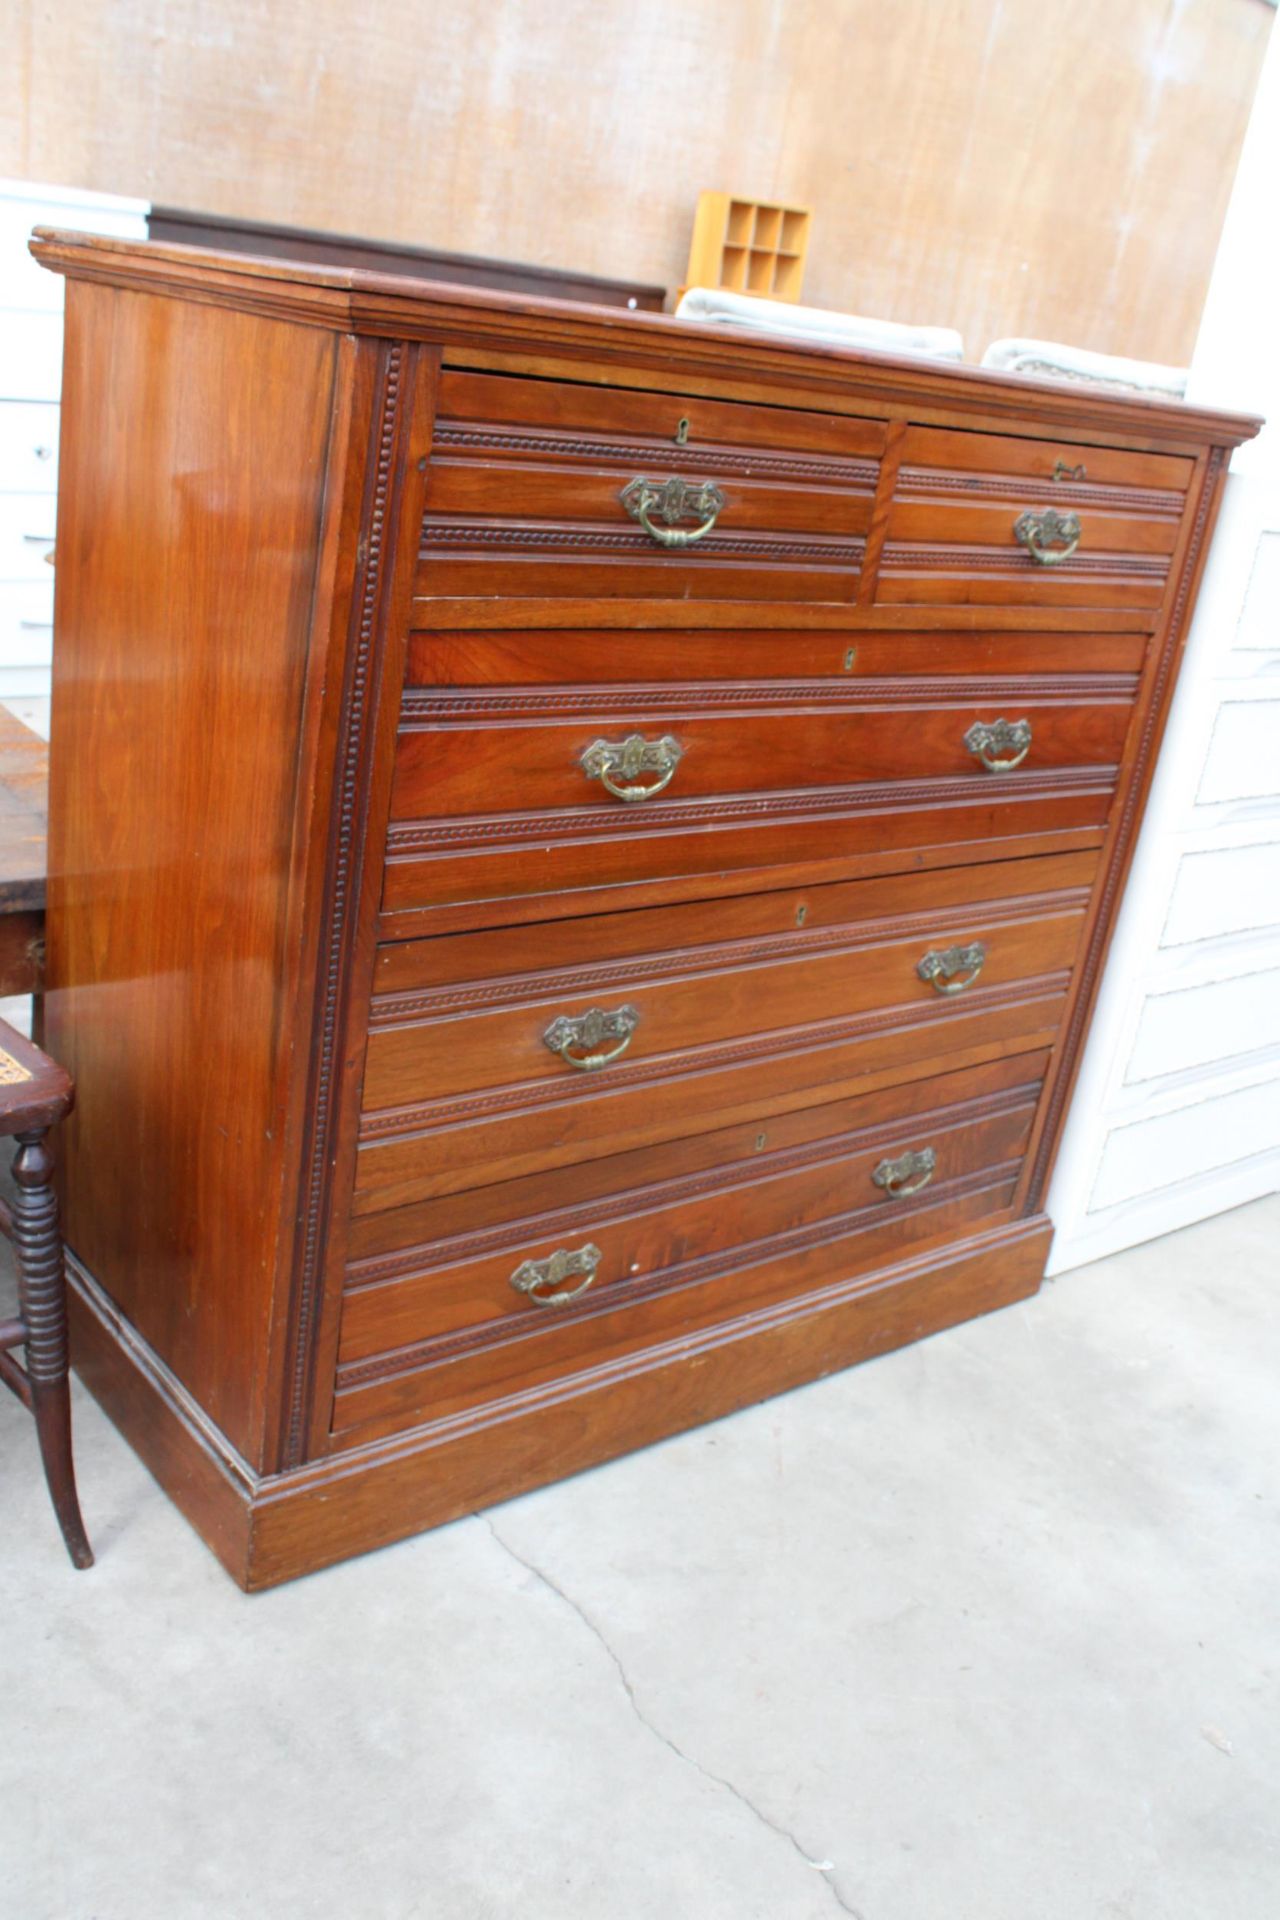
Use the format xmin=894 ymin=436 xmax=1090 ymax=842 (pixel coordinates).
xmin=916 ymin=941 xmax=987 ymax=994
xmin=620 ymin=475 xmax=726 ymax=548
xmin=1013 ymin=505 xmax=1082 ymax=565
xmin=964 ymin=717 xmax=1033 ymax=772
xmin=872 ymin=1146 xmax=937 ymax=1198
xmin=581 ymin=732 xmax=684 ymax=802
xmin=543 ymin=1004 xmax=641 ymax=1072
xmin=509 ymin=1242 xmax=603 ymax=1309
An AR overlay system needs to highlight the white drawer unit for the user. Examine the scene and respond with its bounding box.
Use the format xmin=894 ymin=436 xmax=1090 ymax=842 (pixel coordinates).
xmin=1047 ymin=29 xmax=1280 ymax=1271
xmin=0 ymin=178 xmax=148 ymax=701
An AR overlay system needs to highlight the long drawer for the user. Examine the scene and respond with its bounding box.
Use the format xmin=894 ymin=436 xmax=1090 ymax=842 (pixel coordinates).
xmin=879 ymin=424 xmax=1193 ymax=612
xmin=405 ymin=625 xmax=1152 ymax=685
xmin=382 ymin=672 xmax=1132 ymax=919
xmin=356 ymin=852 xmax=1092 ymax=1215
xmin=334 ymin=1051 xmax=1045 ymax=1439
xmin=418 ymin=369 xmax=886 ymax=603
xmin=393 ymin=681 xmax=1133 ymax=817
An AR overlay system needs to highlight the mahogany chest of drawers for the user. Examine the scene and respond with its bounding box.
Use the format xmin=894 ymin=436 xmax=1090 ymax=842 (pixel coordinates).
xmin=32 ymin=229 xmax=1258 ymax=1587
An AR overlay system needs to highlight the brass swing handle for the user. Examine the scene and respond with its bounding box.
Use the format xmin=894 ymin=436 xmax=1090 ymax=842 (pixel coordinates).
xmin=621 ymin=475 xmax=726 ymax=548
xmin=1013 ymin=506 xmax=1082 ymax=566
xmin=543 ymin=1004 xmax=640 ymax=1072
xmin=509 ymin=1241 xmax=602 ymax=1308
xmin=965 ymin=716 xmax=1033 ymax=772
xmin=872 ymin=1146 xmax=937 ymax=1199
xmin=582 ymin=732 xmax=684 ymax=802
xmin=917 ymin=941 xmax=987 ymax=995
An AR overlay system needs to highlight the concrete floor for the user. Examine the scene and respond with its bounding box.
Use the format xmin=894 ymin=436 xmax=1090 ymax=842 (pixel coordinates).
xmin=1 ymin=1196 xmax=1277 ymax=1920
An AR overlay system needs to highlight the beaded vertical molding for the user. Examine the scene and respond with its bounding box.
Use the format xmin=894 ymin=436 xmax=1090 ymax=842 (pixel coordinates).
xmin=282 ymin=342 xmax=406 ymax=1469
xmin=1024 ymin=445 xmax=1227 ymax=1212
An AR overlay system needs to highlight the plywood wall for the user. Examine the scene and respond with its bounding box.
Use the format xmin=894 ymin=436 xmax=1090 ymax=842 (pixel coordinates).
xmin=6 ymin=0 xmax=1272 ymax=364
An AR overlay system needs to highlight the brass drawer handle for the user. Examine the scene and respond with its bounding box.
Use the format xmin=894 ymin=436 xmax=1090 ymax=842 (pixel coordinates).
xmin=872 ymin=1147 xmax=937 ymax=1199
xmin=917 ymin=941 xmax=987 ymax=994
xmin=543 ymin=1003 xmax=640 ymax=1072
xmin=510 ymin=1241 xmax=602 ymax=1309
xmin=1013 ymin=506 xmax=1081 ymax=565
xmin=965 ymin=717 xmax=1032 ymax=772
xmin=581 ymin=732 xmax=683 ymax=802
xmin=620 ymin=475 xmax=725 ymax=549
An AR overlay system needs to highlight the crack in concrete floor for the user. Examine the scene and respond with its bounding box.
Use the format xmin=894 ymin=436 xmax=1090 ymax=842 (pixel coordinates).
xmin=482 ymin=1514 xmax=865 ymax=1920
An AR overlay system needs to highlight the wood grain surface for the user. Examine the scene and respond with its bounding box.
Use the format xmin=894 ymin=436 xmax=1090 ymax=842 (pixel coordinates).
xmin=31 ymin=230 xmax=1257 ymax=1584
xmin=43 ymin=282 xmax=339 ymax=1463
xmin=8 ymin=0 xmax=1269 ymax=364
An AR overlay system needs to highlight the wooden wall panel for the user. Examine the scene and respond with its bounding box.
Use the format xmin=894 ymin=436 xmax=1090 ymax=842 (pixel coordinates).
xmin=4 ymin=0 xmax=1271 ymax=366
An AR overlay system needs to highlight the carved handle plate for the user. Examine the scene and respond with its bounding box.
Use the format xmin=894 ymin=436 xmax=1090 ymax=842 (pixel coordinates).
xmin=620 ymin=475 xmax=726 ymax=548
xmin=543 ymin=1004 xmax=641 ymax=1072
xmin=965 ymin=717 xmax=1033 ymax=772
xmin=1013 ymin=506 xmax=1082 ymax=566
xmin=581 ymin=732 xmax=684 ymax=802
xmin=509 ymin=1242 xmax=603 ymax=1309
xmin=917 ymin=941 xmax=987 ymax=995
xmin=872 ymin=1147 xmax=937 ymax=1199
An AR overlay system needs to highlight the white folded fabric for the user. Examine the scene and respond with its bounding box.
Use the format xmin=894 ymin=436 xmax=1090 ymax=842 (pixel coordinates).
xmin=981 ymin=337 xmax=1188 ymax=398
xmin=675 ymin=286 xmax=964 ymax=361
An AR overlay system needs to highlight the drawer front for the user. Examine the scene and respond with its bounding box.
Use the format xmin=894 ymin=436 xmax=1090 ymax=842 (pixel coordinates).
xmin=392 ymin=682 xmax=1133 ymax=820
xmin=879 ymin=425 xmax=1193 ymax=611
xmin=334 ymin=1051 xmax=1044 ymax=1438
xmin=0 ymin=579 xmax=55 ymax=656
xmin=0 ymin=402 xmax=60 ymax=494
xmin=382 ymin=675 xmax=1131 ymax=919
xmin=405 ymin=626 xmax=1152 ymax=686
xmin=417 ymin=370 xmax=886 ymax=604
xmin=357 ymin=853 xmax=1092 ymax=1215
xmin=0 ymin=496 xmax=58 ymax=581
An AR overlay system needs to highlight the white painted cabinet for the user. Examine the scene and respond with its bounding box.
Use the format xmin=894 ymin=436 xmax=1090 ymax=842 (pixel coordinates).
xmin=1046 ymin=29 xmax=1280 ymax=1271
xmin=0 ymin=179 xmax=148 ymax=733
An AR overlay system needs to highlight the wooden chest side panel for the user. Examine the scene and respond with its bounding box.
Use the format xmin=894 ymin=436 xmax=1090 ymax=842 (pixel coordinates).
xmin=45 ymin=281 xmax=339 ymax=1465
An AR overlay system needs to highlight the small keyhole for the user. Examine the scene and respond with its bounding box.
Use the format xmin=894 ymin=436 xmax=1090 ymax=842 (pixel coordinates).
xmin=843 ymin=647 xmax=856 ymax=672
xmin=795 ymin=904 xmax=808 ymax=927
xmin=675 ymin=417 xmax=690 ymax=446
xmin=755 ymin=1132 xmax=768 ymax=1151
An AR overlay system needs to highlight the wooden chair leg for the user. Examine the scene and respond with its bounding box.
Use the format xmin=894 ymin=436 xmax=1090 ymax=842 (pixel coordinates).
xmin=12 ymin=1127 xmax=93 ymax=1569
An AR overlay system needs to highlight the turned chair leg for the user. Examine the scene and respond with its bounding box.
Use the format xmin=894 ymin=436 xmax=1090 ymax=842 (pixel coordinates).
xmin=11 ymin=1127 xmax=93 ymax=1569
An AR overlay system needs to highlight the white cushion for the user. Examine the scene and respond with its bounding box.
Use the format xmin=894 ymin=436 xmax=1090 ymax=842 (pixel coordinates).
xmin=676 ymin=287 xmax=964 ymax=361
xmin=982 ymin=337 xmax=1188 ymax=397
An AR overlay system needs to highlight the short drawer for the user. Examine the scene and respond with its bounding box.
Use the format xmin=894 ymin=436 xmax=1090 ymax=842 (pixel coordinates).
xmin=417 ymin=369 xmax=886 ymax=604
xmin=382 ymin=676 xmax=1132 ymax=919
xmin=357 ymin=852 xmax=1093 ymax=1216
xmin=334 ymin=1050 xmax=1044 ymax=1438
xmin=879 ymin=424 xmax=1193 ymax=612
